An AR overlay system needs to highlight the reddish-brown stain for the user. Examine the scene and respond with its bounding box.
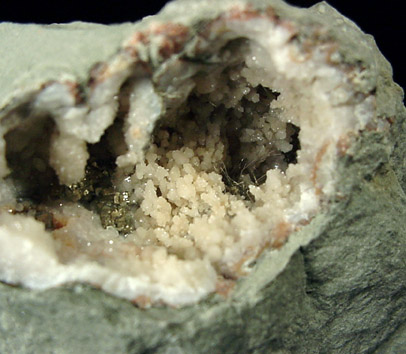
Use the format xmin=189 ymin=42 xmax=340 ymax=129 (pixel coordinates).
xmin=271 ymin=221 xmax=291 ymax=249
xmin=225 ymin=5 xmax=263 ymax=21
xmin=325 ymin=43 xmax=340 ymax=65
xmin=125 ymin=22 xmax=189 ymax=61
xmin=265 ymin=6 xmax=279 ymax=21
xmin=311 ymin=141 xmax=330 ymax=195
xmin=127 ymin=31 xmax=149 ymax=47
xmin=151 ymin=23 xmax=189 ymax=41
xmin=88 ymin=62 xmax=109 ymax=87
xmin=123 ymin=45 xmax=139 ymax=59
xmin=62 ymin=80 xmax=83 ymax=104
xmin=215 ymin=277 xmax=236 ymax=298
xmin=131 ymin=126 xmax=142 ymax=139
xmin=51 ymin=215 xmax=67 ymax=230
xmin=230 ymin=248 xmax=254 ymax=277
xmin=132 ymin=295 xmax=152 ymax=308
xmin=288 ymin=42 xmax=313 ymax=63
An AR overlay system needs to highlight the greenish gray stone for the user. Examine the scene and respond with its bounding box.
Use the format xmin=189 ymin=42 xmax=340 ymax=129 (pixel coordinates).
xmin=0 ymin=22 xmax=136 ymax=115
xmin=1 ymin=0 xmax=405 ymax=352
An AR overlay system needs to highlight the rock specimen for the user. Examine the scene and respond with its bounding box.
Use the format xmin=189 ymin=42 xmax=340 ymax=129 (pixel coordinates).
xmin=0 ymin=0 xmax=405 ymax=352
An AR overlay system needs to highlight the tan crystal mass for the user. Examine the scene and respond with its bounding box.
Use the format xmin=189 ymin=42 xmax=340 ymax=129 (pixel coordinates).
xmin=0 ymin=0 xmax=383 ymax=306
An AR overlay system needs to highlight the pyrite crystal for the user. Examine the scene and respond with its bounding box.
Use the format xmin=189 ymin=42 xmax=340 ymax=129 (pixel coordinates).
xmin=1 ymin=0 xmax=405 ymax=352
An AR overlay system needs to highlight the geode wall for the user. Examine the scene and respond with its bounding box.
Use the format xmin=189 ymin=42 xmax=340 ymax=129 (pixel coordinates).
xmin=0 ymin=0 xmax=405 ymax=352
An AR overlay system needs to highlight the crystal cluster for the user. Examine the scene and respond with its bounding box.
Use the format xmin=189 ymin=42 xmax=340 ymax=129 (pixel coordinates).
xmin=0 ymin=0 xmax=382 ymax=306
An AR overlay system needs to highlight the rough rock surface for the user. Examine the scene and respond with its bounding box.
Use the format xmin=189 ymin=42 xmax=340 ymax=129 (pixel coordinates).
xmin=1 ymin=0 xmax=405 ymax=352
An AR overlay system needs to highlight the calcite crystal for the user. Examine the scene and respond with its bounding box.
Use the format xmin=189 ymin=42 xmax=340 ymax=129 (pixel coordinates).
xmin=0 ymin=1 xmax=399 ymax=306
xmin=0 ymin=0 xmax=405 ymax=350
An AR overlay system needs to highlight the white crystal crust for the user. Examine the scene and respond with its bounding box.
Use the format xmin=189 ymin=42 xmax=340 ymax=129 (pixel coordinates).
xmin=0 ymin=7 xmax=374 ymax=306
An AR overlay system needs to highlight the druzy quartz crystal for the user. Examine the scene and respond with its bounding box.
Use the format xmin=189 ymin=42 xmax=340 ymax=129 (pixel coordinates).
xmin=0 ymin=0 xmax=404 ymax=317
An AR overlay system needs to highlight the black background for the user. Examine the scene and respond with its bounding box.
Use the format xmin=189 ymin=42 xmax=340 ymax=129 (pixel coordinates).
xmin=0 ymin=0 xmax=404 ymax=91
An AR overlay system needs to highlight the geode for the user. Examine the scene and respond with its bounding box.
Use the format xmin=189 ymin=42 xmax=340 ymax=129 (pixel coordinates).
xmin=0 ymin=0 xmax=405 ymax=352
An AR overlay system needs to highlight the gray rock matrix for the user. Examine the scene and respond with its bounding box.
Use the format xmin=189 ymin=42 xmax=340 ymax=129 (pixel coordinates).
xmin=0 ymin=0 xmax=405 ymax=352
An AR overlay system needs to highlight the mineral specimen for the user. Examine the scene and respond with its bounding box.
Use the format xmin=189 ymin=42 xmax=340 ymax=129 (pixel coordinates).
xmin=0 ymin=0 xmax=405 ymax=352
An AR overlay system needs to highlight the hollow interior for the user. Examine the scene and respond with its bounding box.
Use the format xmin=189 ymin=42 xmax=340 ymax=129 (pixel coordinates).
xmin=1 ymin=37 xmax=309 ymax=304
xmin=5 ymin=114 xmax=57 ymax=202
